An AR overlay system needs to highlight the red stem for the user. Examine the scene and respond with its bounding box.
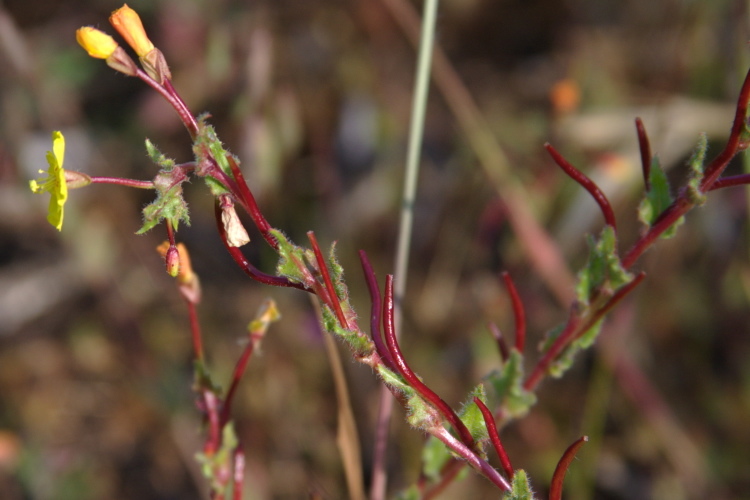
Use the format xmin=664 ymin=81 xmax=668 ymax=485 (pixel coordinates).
xmin=708 ymin=173 xmax=750 ymax=191
xmin=89 ymin=176 xmax=154 ymax=189
xmin=221 ymin=337 xmax=257 ymax=427
xmin=137 ymin=69 xmax=199 ymax=138
xmin=544 ymin=143 xmax=617 ymax=230
xmin=501 ymin=272 xmax=526 ymax=352
xmin=382 ymin=275 xmax=475 ymax=448
xmin=214 ymin=203 xmax=310 ymax=292
xmin=187 ymin=300 xmax=204 ymax=363
xmin=488 ymin=323 xmax=509 ymax=362
xmin=700 ymin=66 xmax=750 ymax=191
xmin=635 ymin=117 xmax=652 ymax=190
xmin=624 ymin=67 xmax=750 ymax=268
xmin=358 ymin=251 xmax=397 ymax=371
xmin=524 ymin=272 xmax=645 ymax=392
xmin=474 ymin=398 xmax=514 ymax=479
xmin=523 ymin=310 xmax=582 ymax=391
xmin=621 ymin=197 xmax=691 ymax=269
xmin=226 ymin=155 xmax=277 ymax=250
xmin=308 ymin=231 xmax=349 ymax=329
xmin=549 ymin=436 xmax=588 ymax=500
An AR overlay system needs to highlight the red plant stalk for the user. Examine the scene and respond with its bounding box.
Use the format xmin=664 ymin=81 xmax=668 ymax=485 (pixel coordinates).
xmin=308 ymin=231 xmax=349 ymax=329
xmin=214 ymin=203 xmax=310 ymax=291
xmin=548 ymin=436 xmax=588 ymax=500
xmin=382 ymin=275 xmax=475 ymax=448
xmin=136 ymin=69 xmax=199 ymax=138
xmin=635 ymin=117 xmax=652 ymax=189
xmin=187 ymin=300 xmax=205 ymax=363
xmin=429 ymin=425 xmax=510 ymax=492
xmin=358 ymin=251 xmax=397 ymax=371
xmin=524 ymin=272 xmax=645 ymax=391
xmin=488 ymin=322 xmax=510 ymax=362
xmin=474 ymin=397 xmax=514 ymax=479
xmin=624 ymin=65 xmax=750 ymax=268
xmin=544 ymin=143 xmax=617 ymax=230
xmin=501 ymin=271 xmax=526 ymax=352
xmin=709 ymin=173 xmax=750 ymax=190
xmin=226 ymin=155 xmax=277 ymax=250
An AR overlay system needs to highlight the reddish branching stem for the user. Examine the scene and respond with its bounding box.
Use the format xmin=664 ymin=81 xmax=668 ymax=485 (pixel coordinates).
xmin=474 ymin=398 xmax=514 ymax=479
xmin=358 ymin=251 xmax=397 ymax=371
xmin=308 ymin=231 xmax=349 ymax=329
xmin=214 ymin=203 xmax=310 ymax=292
xmin=700 ymin=66 xmax=750 ymax=191
xmin=382 ymin=275 xmax=475 ymax=448
xmin=635 ymin=117 xmax=652 ymax=190
xmin=523 ymin=310 xmax=582 ymax=392
xmin=226 ymin=155 xmax=277 ymax=250
xmin=501 ymin=271 xmax=526 ymax=352
xmin=488 ymin=322 xmax=509 ymax=362
xmin=137 ymin=69 xmax=199 ymax=138
xmin=549 ymin=436 xmax=588 ymax=500
xmin=708 ymin=173 xmax=750 ymax=191
xmin=624 ymin=67 xmax=750 ymax=268
xmin=524 ymin=272 xmax=646 ymax=392
xmin=544 ymin=143 xmax=617 ymax=231
xmin=221 ymin=338 xmax=257 ymax=427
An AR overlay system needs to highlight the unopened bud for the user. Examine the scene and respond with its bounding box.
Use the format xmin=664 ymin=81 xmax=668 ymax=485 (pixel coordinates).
xmin=165 ymin=245 xmax=180 ymax=277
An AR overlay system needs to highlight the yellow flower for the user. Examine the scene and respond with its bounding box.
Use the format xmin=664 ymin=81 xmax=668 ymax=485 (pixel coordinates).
xmin=29 ymin=131 xmax=68 ymax=231
xmin=109 ymin=4 xmax=154 ymax=57
xmin=76 ymin=27 xmax=119 ymax=59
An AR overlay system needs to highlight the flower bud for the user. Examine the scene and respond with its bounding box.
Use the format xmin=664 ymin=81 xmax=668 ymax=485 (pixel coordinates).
xmin=165 ymin=244 xmax=180 ymax=277
xmin=109 ymin=4 xmax=154 ymax=57
xmin=76 ymin=27 xmax=119 ymax=59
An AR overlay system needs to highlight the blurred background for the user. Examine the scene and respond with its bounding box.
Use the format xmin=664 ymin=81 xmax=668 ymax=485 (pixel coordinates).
xmin=1 ymin=0 xmax=750 ymax=498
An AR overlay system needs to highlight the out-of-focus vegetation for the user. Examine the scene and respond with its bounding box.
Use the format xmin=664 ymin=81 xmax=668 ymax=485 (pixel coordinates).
xmin=1 ymin=0 xmax=749 ymax=498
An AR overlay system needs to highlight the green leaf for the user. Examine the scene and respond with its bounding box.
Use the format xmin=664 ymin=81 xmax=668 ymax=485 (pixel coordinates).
xmin=458 ymin=384 xmax=489 ymax=443
xmin=137 ymin=143 xmax=190 ymax=234
xmin=637 ymin=155 xmax=684 ymax=238
xmin=575 ymin=226 xmax=632 ymax=305
xmin=320 ymin=304 xmax=374 ymax=358
xmin=505 ymin=469 xmax=536 ymax=500
xmin=485 ymin=350 xmax=536 ymax=418
xmin=192 ymin=116 xmax=232 ymax=197
xmin=272 ymin=229 xmax=310 ymax=285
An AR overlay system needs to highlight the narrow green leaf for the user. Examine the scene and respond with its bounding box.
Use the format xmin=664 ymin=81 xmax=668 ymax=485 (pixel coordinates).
xmin=485 ymin=350 xmax=537 ymax=418
xmin=575 ymin=226 xmax=632 ymax=305
xmin=505 ymin=469 xmax=536 ymax=500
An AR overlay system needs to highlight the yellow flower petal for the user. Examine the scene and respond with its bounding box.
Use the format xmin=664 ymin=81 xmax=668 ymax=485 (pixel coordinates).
xmin=76 ymin=27 xmax=119 ymax=59
xmin=110 ymin=4 xmax=155 ymax=58
xmin=30 ymin=131 xmax=68 ymax=231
